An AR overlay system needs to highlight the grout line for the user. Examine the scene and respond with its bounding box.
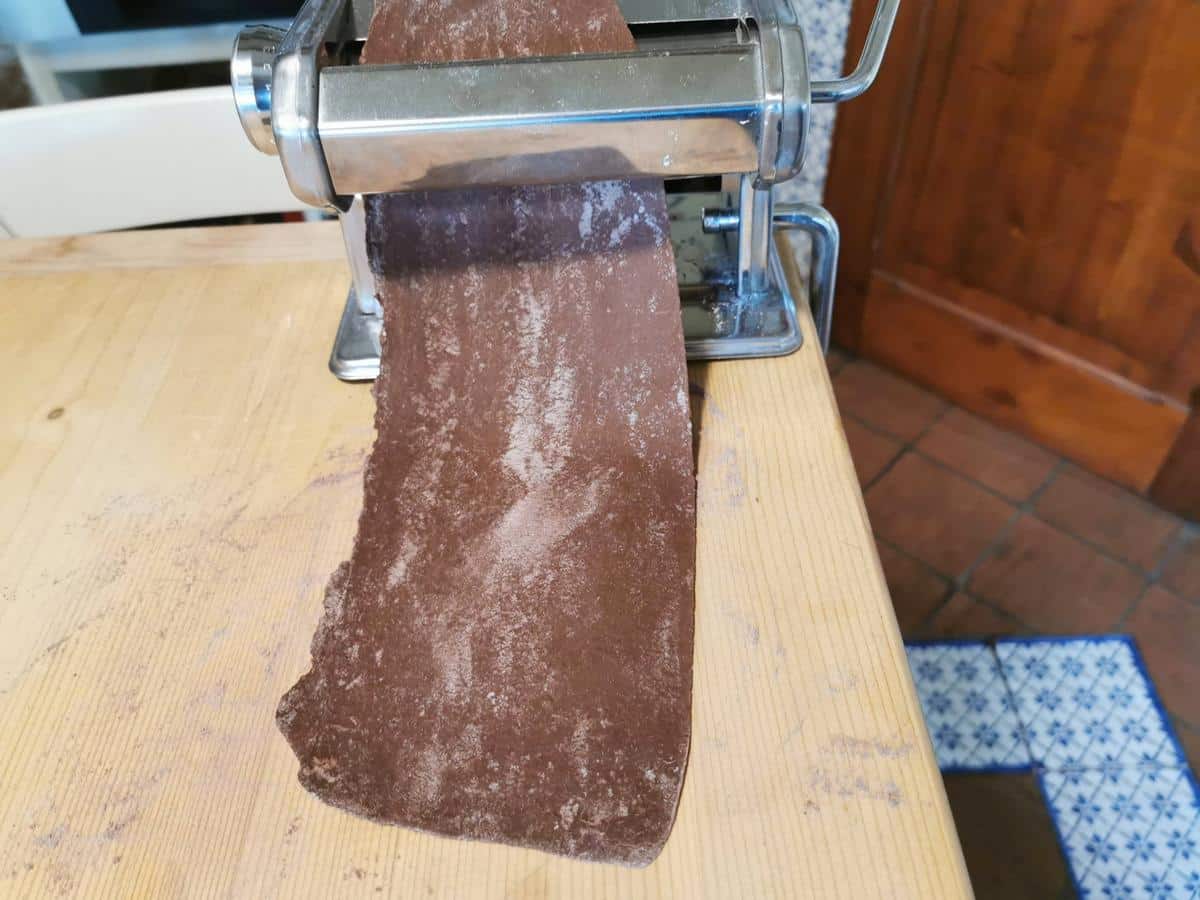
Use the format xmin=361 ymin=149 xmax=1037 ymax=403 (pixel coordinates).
xmin=861 ymin=446 xmax=905 ymax=494
xmin=999 ymin=639 xmax=1117 ymax=774
xmin=875 ymin=535 xmax=956 ymax=591
xmin=946 ymin=652 xmax=1028 ymax=767
xmin=925 ymin=457 xmax=1174 ymax=635
xmin=1027 ymin=452 xmax=1062 ymax=499
xmin=912 ymin=400 xmax=952 ymax=445
xmin=1037 ymin=516 xmax=1180 ymax=583
xmin=926 ymin=638 xmax=1200 ymax=778
xmin=988 ymin=642 xmax=1036 ymax=766
xmin=1143 ymin=523 xmax=1200 ymax=611
xmin=1147 ymin=522 xmax=1193 ymax=582
xmin=841 ymin=391 xmax=1200 ymax=656
xmin=1115 ymin=526 xmax=1200 ymax=622
xmin=873 ymin=537 xmax=958 ymax=631
xmin=912 ymin=627 xmax=1199 ymax=889
xmin=1028 ymin=464 xmax=1075 ymax=509
xmin=838 ymin=399 xmax=948 ymax=453
xmin=1018 ymin=457 xmax=1176 ymax=563
xmin=958 ymin=590 xmax=1040 ymax=632
xmin=1114 ymin=581 xmax=1153 ymax=631
xmin=850 ymin=402 xmax=953 ymax=495
xmin=911 ymin=589 xmax=980 ymax=639
xmin=911 ymin=460 xmax=1068 ymax=636
xmin=873 ymin=532 xmax=955 ymax=588
xmin=956 ymin=510 xmax=1019 ymax=587
xmin=909 ymin=445 xmax=1034 ymax=508
xmin=912 ymin=636 xmax=1199 ymax=900
xmin=939 ymin=503 xmax=1025 ymax=606
xmin=835 ymin=355 xmax=1192 ymax=541
xmin=838 ymin=410 xmax=898 ymax=445
xmin=847 ymin=392 xmax=1192 ymax=586
xmin=986 ymin=458 xmax=1191 ymax=587
xmin=911 ymin=584 xmax=973 ymax=637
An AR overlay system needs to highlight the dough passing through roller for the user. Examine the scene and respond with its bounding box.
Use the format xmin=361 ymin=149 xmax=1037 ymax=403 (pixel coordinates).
xmin=275 ymin=0 xmax=697 ymax=866
xmin=241 ymin=0 xmax=901 ymax=867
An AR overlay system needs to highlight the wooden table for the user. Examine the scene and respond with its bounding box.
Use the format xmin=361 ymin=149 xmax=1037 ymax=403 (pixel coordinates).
xmin=0 ymin=224 xmax=970 ymax=898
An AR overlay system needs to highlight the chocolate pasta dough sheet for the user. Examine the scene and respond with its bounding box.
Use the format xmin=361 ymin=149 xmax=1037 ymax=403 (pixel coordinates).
xmin=276 ymin=0 xmax=696 ymax=866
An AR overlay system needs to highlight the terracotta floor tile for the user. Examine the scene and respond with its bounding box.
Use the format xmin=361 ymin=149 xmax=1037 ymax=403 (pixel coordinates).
xmin=1125 ymin=585 xmax=1200 ymax=723
xmin=1161 ymin=531 xmax=1200 ymax=601
xmin=921 ymin=592 xmax=1029 ymax=639
xmin=842 ymin=419 xmax=902 ymax=487
xmin=833 ymin=360 xmax=947 ymax=441
xmin=826 ymin=346 xmax=850 ymax=376
xmin=866 ymin=453 xmax=1014 ymax=577
xmin=943 ymin=773 xmax=1071 ymax=900
xmin=916 ymin=408 xmax=1058 ymax=503
xmin=876 ymin=541 xmax=950 ymax=634
xmin=968 ymin=515 xmax=1143 ymax=633
xmin=1035 ymin=465 xmax=1181 ymax=571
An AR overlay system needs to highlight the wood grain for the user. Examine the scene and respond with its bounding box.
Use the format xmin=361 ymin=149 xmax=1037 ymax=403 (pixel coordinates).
xmin=1151 ymin=409 xmax=1200 ymax=521
xmin=827 ymin=0 xmax=1200 ymax=509
xmin=824 ymin=0 xmax=930 ymax=351
xmin=0 ymin=226 xmax=970 ymax=898
xmin=860 ymin=271 xmax=1186 ymax=492
xmin=0 ymin=221 xmax=344 ymax=274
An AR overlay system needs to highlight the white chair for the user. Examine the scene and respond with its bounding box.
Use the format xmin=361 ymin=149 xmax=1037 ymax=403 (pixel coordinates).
xmin=1 ymin=86 xmax=305 ymax=238
xmin=1 ymin=18 xmax=304 ymax=238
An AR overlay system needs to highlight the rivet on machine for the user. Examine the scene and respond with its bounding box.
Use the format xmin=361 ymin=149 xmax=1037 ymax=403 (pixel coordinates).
xmin=229 ymin=0 xmax=899 ymax=381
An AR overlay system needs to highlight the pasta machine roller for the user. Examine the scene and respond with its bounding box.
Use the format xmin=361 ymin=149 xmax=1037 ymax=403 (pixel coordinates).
xmin=230 ymin=0 xmax=899 ymax=379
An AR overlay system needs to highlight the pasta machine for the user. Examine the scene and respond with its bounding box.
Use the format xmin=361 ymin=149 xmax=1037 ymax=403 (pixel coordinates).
xmin=230 ymin=0 xmax=898 ymax=379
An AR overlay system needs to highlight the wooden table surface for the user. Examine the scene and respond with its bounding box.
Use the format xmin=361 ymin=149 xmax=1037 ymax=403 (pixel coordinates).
xmin=0 ymin=224 xmax=970 ymax=898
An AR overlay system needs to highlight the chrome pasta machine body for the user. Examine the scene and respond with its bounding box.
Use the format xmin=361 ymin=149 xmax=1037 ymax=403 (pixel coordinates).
xmin=230 ymin=0 xmax=898 ymax=379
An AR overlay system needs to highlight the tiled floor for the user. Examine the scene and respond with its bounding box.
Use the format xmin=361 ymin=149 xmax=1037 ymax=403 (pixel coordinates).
xmin=829 ymin=349 xmax=1200 ymax=898
xmin=907 ymin=638 xmax=1198 ymax=898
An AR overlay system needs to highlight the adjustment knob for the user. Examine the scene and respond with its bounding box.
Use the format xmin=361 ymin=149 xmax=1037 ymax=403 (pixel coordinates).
xmin=231 ymin=25 xmax=286 ymax=156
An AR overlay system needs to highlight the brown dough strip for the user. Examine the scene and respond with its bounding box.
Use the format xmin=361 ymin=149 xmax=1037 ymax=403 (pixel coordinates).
xmin=276 ymin=0 xmax=696 ymax=866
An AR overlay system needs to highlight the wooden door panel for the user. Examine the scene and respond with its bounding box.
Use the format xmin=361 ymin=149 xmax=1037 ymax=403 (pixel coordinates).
xmin=893 ymin=260 xmax=1166 ymax=390
xmin=862 ymin=272 xmax=1186 ymax=492
xmin=827 ymin=0 xmax=1200 ymax=513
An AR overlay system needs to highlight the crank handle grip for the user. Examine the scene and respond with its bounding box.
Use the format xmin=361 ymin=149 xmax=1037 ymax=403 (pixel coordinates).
xmin=810 ymin=0 xmax=900 ymax=104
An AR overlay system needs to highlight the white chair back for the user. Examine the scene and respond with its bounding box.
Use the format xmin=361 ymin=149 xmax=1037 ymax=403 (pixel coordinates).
xmin=0 ymin=85 xmax=303 ymax=238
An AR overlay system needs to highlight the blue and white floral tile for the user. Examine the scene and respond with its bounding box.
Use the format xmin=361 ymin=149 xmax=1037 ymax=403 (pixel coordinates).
xmin=1041 ymin=766 xmax=1200 ymax=898
xmin=776 ymin=0 xmax=851 ymax=207
xmin=996 ymin=638 xmax=1186 ymax=771
xmin=907 ymin=636 xmax=1200 ymax=897
xmin=905 ymin=642 xmax=1031 ymax=771
xmin=774 ymin=0 xmax=852 ymax=276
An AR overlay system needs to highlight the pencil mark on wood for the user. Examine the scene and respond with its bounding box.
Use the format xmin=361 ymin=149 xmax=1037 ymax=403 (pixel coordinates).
xmin=828 ymin=733 xmax=914 ymax=761
xmin=808 ymin=767 xmax=904 ymax=808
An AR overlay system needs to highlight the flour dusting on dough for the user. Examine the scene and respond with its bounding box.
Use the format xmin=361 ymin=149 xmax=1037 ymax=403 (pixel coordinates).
xmin=275 ymin=0 xmax=696 ymax=869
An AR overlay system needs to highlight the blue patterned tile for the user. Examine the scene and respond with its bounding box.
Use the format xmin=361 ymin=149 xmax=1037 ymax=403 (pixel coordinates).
xmin=905 ymin=642 xmax=1031 ymax=770
xmin=1042 ymin=767 xmax=1200 ymax=898
xmin=909 ymin=637 xmax=1199 ymax=896
xmin=997 ymin=638 xmax=1185 ymax=771
xmin=775 ymin=0 xmax=851 ymax=271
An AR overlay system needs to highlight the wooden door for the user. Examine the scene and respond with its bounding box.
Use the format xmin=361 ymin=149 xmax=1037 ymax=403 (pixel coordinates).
xmin=825 ymin=0 xmax=1200 ymax=517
